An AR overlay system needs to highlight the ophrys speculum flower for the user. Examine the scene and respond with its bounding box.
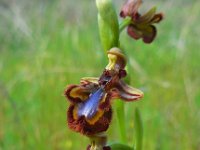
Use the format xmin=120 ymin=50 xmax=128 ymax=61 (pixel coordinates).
xmin=65 ymin=48 xmax=143 ymax=136
xmin=120 ymin=0 xmax=163 ymax=43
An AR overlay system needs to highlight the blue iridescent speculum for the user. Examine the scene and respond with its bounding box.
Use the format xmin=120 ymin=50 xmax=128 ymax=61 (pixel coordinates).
xmin=78 ymin=88 xmax=104 ymax=119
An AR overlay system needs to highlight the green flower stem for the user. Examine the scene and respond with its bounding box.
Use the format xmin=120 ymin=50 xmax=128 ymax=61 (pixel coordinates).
xmin=119 ymin=17 xmax=132 ymax=33
xmin=89 ymin=133 xmax=107 ymax=150
xmin=134 ymin=108 xmax=143 ymax=150
xmin=96 ymin=0 xmax=128 ymax=145
xmin=115 ymin=100 xmax=127 ymax=143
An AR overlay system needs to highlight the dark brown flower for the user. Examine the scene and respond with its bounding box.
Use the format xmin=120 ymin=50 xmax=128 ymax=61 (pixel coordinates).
xmin=120 ymin=0 xmax=163 ymax=43
xmin=65 ymin=47 xmax=143 ymax=135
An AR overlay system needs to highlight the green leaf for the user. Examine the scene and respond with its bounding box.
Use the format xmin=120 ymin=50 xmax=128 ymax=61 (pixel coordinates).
xmin=134 ymin=108 xmax=143 ymax=150
xmin=109 ymin=143 xmax=133 ymax=150
xmin=96 ymin=0 xmax=119 ymax=51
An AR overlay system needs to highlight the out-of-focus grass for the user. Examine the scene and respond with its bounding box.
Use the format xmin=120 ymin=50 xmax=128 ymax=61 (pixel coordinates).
xmin=0 ymin=0 xmax=200 ymax=150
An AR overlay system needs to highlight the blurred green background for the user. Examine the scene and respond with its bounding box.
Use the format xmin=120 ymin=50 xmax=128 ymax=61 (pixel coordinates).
xmin=0 ymin=0 xmax=200 ymax=149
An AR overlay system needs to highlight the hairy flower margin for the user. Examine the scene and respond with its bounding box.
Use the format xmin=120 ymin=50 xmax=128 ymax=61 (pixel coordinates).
xmin=120 ymin=0 xmax=163 ymax=43
xmin=65 ymin=48 xmax=143 ymax=137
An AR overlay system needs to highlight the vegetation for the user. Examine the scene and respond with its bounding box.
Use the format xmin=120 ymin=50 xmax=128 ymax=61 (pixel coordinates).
xmin=0 ymin=0 xmax=200 ymax=149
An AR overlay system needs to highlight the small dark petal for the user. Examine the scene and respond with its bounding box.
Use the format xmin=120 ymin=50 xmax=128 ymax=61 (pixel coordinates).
xmin=120 ymin=10 xmax=126 ymax=18
xmin=136 ymin=7 xmax=156 ymax=24
xmin=119 ymin=69 xmax=127 ymax=79
xmin=132 ymin=12 xmax=141 ymax=21
xmin=86 ymin=145 xmax=91 ymax=150
xmin=127 ymin=25 xmax=142 ymax=40
xmin=150 ymin=13 xmax=164 ymax=23
xmin=127 ymin=24 xmax=157 ymax=44
xmin=142 ymin=25 xmax=157 ymax=43
xmin=103 ymin=146 xmax=111 ymax=150
xmin=67 ymin=105 xmax=112 ymax=135
xmin=120 ymin=0 xmax=142 ymax=18
xmin=120 ymin=3 xmax=130 ymax=18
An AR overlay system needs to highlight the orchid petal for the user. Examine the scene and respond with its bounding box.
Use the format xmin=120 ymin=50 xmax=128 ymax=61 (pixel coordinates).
xmin=127 ymin=25 xmax=142 ymax=40
xmin=128 ymin=24 xmax=156 ymax=43
xmin=141 ymin=25 xmax=156 ymax=43
xmin=113 ymin=80 xmax=143 ymax=101
xmin=67 ymin=104 xmax=112 ymax=135
xmin=81 ymin=77 xmax=99 ymax=84
xmin=120 ymin=0 xmax=142 ymax=18
xmin=136 ymin=7 xmax=156 ymax=24
xmin=150 ymin=13 xmax=163 ymax=23
xmin=65 ymin=82 xmax=98 ymax=103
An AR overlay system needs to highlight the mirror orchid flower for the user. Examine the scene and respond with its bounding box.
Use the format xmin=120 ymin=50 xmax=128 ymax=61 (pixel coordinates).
xmin=120 ymin=0 xmax=163 ymax=43
xmin=65 ymin=47 xmax=143 ymax=136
